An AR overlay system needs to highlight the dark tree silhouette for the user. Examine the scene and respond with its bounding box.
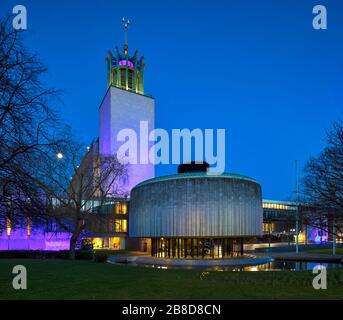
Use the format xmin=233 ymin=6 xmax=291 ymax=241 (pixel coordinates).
xmin=0 ymin=17 xmax=61 ymax=231
xmin=302 ymin=118 xmax=343 ymax=238
xmin=0 ymin=18 xmax=128 ymax=259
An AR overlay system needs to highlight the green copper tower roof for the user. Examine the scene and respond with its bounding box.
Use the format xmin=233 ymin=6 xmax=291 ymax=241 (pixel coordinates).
xmin=105 ymin=19 xmax=145 ymax=94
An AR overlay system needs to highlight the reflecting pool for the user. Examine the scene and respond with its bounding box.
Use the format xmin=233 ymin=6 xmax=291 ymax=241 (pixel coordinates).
xmin=116 ymin=260 xmax=343 ymax=271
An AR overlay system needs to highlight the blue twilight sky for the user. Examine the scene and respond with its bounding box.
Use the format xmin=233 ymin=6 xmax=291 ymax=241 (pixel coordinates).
xmin=1 ymin=0 xmax=342 ymax=200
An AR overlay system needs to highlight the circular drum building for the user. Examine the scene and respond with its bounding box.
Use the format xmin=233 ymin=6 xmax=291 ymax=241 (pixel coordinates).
xmin=129 ymin=165 xmax=263 ymax=259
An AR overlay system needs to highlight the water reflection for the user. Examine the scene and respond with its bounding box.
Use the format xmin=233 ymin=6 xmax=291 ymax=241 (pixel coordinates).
xmin=120 ymin=260 xmax=343 ymax=271
xmin=232 ymin=261 xmax=343 ymax=272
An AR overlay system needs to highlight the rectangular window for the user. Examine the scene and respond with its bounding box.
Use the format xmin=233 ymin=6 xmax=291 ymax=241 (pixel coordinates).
xmin=128 ymin=69 xmax=133 ymax=89
xmin=115 ymin=219 xmax=127 ymax=233
xmin=120 ymin=68 xmax=126 ymax=87
xmin=114 ymin=202 xmax=120 ymax=214
xmin=121 ymin=203 xmax=127 ymax=214
xmin=114 ymin=202 xmax=127 ymax=215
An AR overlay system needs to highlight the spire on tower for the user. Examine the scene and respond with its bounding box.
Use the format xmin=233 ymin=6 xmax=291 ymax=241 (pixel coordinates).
xmin=122 ymin=17 xmax=130 ymax=52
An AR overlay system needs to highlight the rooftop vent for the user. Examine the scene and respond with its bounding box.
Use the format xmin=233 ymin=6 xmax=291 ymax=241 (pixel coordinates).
xmin=177 ymin=162 xmax=209 ymax=174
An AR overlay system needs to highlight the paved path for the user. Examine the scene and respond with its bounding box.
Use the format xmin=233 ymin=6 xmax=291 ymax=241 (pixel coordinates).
xmin=107 ymin=250 xmax=343 ymax=267
xmin=108 ymin=254 xmax=273 ymax=267
xmin=253 ymin=251 xmax=343 ymax=263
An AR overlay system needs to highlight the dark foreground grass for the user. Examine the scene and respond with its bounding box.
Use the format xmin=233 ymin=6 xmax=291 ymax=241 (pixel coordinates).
xmin=0 ymin=259 xmax=342 ymax=300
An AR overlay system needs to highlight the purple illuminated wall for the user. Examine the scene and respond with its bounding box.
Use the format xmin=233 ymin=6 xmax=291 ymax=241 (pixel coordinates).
xmin=0 ymin=228 xmax=71 ymax=251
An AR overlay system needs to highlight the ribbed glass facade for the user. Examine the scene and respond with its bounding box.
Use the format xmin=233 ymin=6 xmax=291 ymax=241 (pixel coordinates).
xmin=129 ymin=173 xmax=263 ymax=258
xmin=130 ymin=173 xmax=263 ymax=238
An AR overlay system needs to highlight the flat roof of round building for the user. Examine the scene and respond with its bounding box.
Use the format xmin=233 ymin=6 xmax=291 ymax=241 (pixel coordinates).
xmin=134 ymin=172 xmax=259 ymax=189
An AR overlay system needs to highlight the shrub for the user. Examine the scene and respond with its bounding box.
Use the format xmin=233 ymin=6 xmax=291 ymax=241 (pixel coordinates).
xmin=94 ymin=252 xmax=108 ymax=263
xmin=0 ymin=250 xmax=94 ymax=260
xmin=0 ymin=250 xmax=48 ymax=259
xmin=76 ymin=250 xmax=94 ymax=261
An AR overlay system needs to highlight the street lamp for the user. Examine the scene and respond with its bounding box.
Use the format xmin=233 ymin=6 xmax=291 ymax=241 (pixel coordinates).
xmin=56 ymin=152 xmax=64 ymax=159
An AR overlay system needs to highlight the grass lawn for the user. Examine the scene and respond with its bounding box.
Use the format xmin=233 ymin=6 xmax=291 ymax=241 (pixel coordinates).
xmin=307 ymin=248 xmax=343 ymax=255
xmin=0 ymin=259 xmax=342 ymax=300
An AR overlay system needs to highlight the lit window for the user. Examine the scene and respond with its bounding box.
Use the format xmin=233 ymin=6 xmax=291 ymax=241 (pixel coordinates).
xmin=112 ymin=237 xmax=121 ymax=249
xmin=92 ymin=238 xmax=103 ymax=249
xmin=114 ymin=202 xmax=120 ymax=214
xmin=121 ymin=203 xmax=127 ymax=214
xmin=114 ymin=202 xmax=127 ymax=215
xmin=115 ymin=219 xmax=127 ymax=233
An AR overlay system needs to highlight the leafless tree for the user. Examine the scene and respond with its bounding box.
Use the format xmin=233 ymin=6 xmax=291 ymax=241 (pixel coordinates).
xmin=0 ymin=18 xmax=128 ymax=258
xmin=34 ymin=134 xmax=128 ymax=259
xmin=302 ymin=118 xmax=343 ymax=237
xmin=0 ymin=17 xmax=61 ymax=230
